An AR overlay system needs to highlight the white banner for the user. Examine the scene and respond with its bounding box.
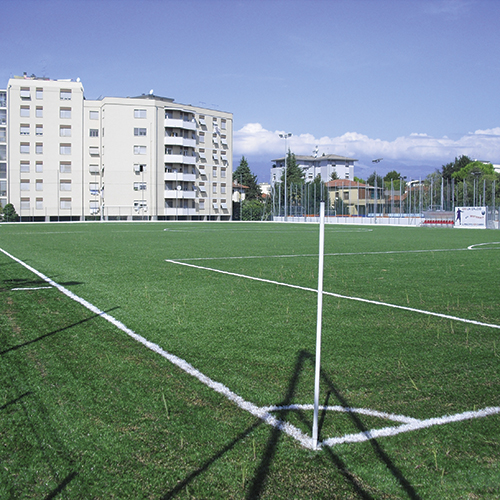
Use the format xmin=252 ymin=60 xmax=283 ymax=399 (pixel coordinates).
xmin=454 ymin=207 xmax=487 ymax=228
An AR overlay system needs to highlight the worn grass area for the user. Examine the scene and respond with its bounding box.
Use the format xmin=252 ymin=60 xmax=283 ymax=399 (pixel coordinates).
xmin=1 ymin=221 xmax=499 ymax=499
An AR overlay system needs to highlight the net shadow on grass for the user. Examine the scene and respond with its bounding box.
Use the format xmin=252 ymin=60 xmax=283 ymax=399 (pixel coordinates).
xmin=0 ymin=307 xmax=119 ymax=356
xmin=43 ymin=471 xmax=78 ymax=500
xmin=0 ymin=391 xmax=33 ymax=410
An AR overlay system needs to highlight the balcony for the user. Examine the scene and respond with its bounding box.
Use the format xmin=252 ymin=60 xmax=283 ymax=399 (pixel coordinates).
xmin=164 ymin=207 xmax=197 ymax=216
xmin=164 ymin=172 xmax=196 ymax=182
xmin=164 ymin=136 xmax=197 ymax=148
xmin=164 ymin=153 xmax=196 ymax=165
xmin=164 ymin=117 xmax=196 ymax=131
xmin=164 ymin=189 xmax=196 ymax=199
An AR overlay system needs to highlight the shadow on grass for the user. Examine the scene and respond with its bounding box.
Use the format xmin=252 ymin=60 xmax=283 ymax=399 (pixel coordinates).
xmin=161 ymin=349 xmax=421 ymax=499
xmin=43 ymin=471 xmax=78 ymax=500
xmin=0 ymin=307 xmax=119 ymax=356
xmin=0 ymin=391 xmax=33 ymax=410
xmin=1 ymin=277 xmax=84 ymax=291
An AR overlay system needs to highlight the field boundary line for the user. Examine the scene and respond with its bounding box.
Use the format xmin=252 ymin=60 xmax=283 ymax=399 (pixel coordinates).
xmin=165 ymin=259 xmax=500 ymax=331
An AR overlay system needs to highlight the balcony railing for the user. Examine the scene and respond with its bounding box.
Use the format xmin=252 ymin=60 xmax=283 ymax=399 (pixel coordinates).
xmin=164 ymin=136 xmax=197 ymax=148
xmin=164 ymin=207 xmax=197 ymax=216
xmin=164 ymin=118 xmax=196 ymax=131
xmin=164 ymin=189 xmax=196 ymax=199
xmin=164 ymin=153 xmax=196 ymax=165
xmin=164 ymin=172 xmax=196 ymax=182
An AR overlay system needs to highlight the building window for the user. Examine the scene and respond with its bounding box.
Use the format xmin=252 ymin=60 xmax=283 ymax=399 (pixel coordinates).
xmin=89 ymin=110 xmax=99 ymax=120
xmin=36 ymin=124 xmax=43 ymax=136
xmin=134 ymin=145 xmax=146 ymax=155
xmin=199 ymin=200 xmax=205 ymax=210
xmin=20 ymin=106 xmax=30 ymax=117
xmin=212 ymin=182 xmax=217 ymax=194
xmin=134 ymin=128 xmax=147 ymax=136
xmin=0 ymin=180 xmax=7 ymax=196
xmin=89 ymin=146 xmax=99 ymax=156
xmin=60 ymin=143 xmax=71 ymax=155
xmin=89 ymin=164 xmax=99 ymax=175
xmin=60 ymin=107 xmax=71 ymax=119
xmin=199 ymin=132 xmax=205 ymax=143
xmin=134 ymin=109 xmax=147 ymax=118
xmin=20 ymin=179 xmax=30 ymax=191
xmin=89 ymin=129 xmax=98 ymax=137
xmin=134 ymin=164 xmax=146 ymax=174
xmin=221 ymin=168 xmax=226 ymax=178
xmin=60 ymin=125 xmax=72 ymax=137
xmin=20 ymin=161 xmax=30 ymax=173
xmin=212 ymin=167 xmax=217 ymax=177
xmin=36 ymin=106 xmax=43 ymax=118
xmin=20 ymin=143 xmax=30 ymax=154
xmin=133 ymin=182 xmax=146 ymax=191
xmin=20 ymin=87 xmax=31 ymax=99
xmin=221 ymin=119 xmax=226 ymax=130
xmin=36 ymin=88 xmax=43 ymax=100
xmin=0 ymin=163 xmax=6 ymax=179
xmin=0 ymin=129 xmax=5 ymax=143
xmin=90 ymin=200 xmax=99 ymax=211
xmin=36 ymin=198 xmax=43 ymax=210
xmin=60 ymin=180 xmax=72 ymax=191
xmin=20 ymin=198 xmax=30 ymax=210
xmin=221 ymin=183 xmax=226 ymax=194
xmin=0 ymin=110 xmax=6 ymax=125
xmin=60 ymin=89 xmax=72 ymax=100
xmin=20 ymin=124 xmax=30 ymax=136
xmin=35 ymin=143 xmax=43 ymax=154
xmin=36 ymin=179 xmax=43 ymax=191
xmin=60 ymin=162 xmax=72 ymax=173
xmin=89 ymin=182 xmax=99 ymax=195
xmin=60 ymin=198 xmax=72 ymax=210
xmin=36 ymin=161 xmax=43 ymax=173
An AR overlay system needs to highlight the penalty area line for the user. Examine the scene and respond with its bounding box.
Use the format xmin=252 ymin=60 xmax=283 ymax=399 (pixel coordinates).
xmin=165 ymin=259 xmax=500 ymax=331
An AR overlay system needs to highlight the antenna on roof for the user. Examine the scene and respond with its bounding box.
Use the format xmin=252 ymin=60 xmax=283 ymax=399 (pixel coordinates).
xmin=149 ymin=89 xmax=154 ymax=95
xmin=313 ymin=146 xmax=318 ymax=158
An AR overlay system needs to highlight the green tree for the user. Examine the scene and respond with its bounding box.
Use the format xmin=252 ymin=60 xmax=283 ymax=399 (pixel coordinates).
xmin=280 ymin=150 xmax=304 ymax=185
xmin=384 ymin=170 xmax=405 ymax=192
xmin=233 ymin=156 xmax=261 ymax=200
xmin=367 ymin=171 xmax=383 ymax=187
xmin=2 ymin=203 xmax=19 ymax=222
xmin=452 ymin=161 xmax=496 ymax=181
xmin=353 ymin=176 xmax=365 ymax=183
xmin=241 ymin=198 xmax=265 ymax=221
xmin=330 ymin=170 xmax=339 ymax=180
xmin=441 ymin=155 xmax=471 ymax=180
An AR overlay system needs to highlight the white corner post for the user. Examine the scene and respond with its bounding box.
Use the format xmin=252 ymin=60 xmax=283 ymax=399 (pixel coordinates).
xmin=312 ymin=201 xmax=325 ymax=449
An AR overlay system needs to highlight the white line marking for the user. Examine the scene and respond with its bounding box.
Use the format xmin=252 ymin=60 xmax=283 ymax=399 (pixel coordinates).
xmin=468 ymin=242 xmax=500 ymax=250
xmin=11 ymin=286 xmax=53 ymax=291
xmin=172 ymin=244 xmax=499 ymax=262
xmin=2 ymin=246 xmax=499 ymax=450
xmin=165 ymin=259 xmax=500 ymax=331
xmin=321 ymin=407 xmax=500 ymax=447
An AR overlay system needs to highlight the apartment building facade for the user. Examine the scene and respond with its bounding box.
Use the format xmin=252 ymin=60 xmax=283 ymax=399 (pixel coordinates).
xmin=270 ymin=154 xmax=356 ymax=186
xmin=5 ymin=75 xmax=233 ymax=221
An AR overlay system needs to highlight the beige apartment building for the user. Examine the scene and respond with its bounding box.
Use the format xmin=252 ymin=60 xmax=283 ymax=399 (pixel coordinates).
xmin=5 ymin=75 xmax=233 ymax=221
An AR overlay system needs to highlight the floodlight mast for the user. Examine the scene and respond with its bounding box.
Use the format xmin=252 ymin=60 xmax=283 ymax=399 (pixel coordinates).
xmin=312 ymin=201 xmax=325 ymax=449
xmin=279 ymin=133 xmax=292 ymax=221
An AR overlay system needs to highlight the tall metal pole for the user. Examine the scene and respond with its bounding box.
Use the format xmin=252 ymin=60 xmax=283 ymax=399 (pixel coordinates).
xmin=312 ymin=201 xmax=325 ymax=449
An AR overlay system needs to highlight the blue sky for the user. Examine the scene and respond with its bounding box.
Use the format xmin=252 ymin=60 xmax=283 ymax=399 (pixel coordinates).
xmin=2 ymin=0 xmax=499 ymax=182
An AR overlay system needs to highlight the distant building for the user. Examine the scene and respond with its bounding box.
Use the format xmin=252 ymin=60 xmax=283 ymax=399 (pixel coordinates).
xmin=270 ymin=154 xmax=356 ymax=186
xmin=5 ymin=74 xmax=232 ymax=221
xmin=326 ymin=179 xmax=383 ymax=216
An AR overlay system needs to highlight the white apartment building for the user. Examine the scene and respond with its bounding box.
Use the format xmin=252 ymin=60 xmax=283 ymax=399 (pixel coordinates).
xmin=0 ymin=88 xmax=6 ymax=206
xmin=5 ymin=75 xmax=232 ymax=221
xmin=270 ymin=154 xmax=356 ymax=186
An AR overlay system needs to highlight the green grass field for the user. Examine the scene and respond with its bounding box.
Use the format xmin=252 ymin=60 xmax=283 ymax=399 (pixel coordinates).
xmin=1 ymin=221 xmax=499 ymax=499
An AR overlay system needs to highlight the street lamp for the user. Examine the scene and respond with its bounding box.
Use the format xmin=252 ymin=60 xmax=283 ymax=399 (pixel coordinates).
xmin=279 ymin=133 xmax=292 ymax=221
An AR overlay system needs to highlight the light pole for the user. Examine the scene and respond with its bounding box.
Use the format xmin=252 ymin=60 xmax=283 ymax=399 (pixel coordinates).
xmin=279 ymin=133 xmax=292 ymax=221
xmin=372 ymin=159 xmax=382 ymax=223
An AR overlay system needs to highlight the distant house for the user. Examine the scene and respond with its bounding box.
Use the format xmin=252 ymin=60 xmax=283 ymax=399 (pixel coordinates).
xmin=326 ymin=179 xmax=383 ymax=216
xmin=270 ymin=154 xmax=357 ymax=186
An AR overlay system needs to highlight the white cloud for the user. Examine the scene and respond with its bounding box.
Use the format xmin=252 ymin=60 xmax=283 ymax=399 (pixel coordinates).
xmin=234 ymin=123 xmax=500 ymax=164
